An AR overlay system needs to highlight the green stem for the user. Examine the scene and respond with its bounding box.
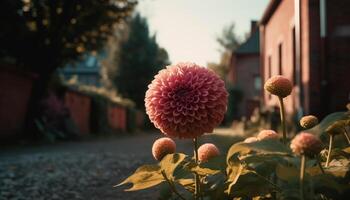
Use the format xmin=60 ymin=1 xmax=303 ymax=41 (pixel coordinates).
xmin=278 ymin=97 xmax=287 ymax=144
xmin=300 ymin=155 xmax=306 ymax=200
xmin=161 ymin=170 xmax=187 ymax=200
xmin=193 ymin=137 xmax=200 ymax=200
xmin=317 ymin=157 xmax=325 ymax=174
xmin=343 ymin=128 xmax=350 ymax=145
xmin=326 ymin=135 xmax=333 ymax=167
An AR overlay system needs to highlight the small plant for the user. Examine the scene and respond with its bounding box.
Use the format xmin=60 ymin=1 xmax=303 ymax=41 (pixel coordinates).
xmin=116 ymin=65 xmax=350 ymax=199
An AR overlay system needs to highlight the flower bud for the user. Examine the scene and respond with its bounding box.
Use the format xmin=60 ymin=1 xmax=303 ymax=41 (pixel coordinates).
xmin=198 ymin=143 xmax=220 ymax=163
xmin=300 ymin=115 xmax=319 ymax=129
xmin=152 ymin=137 xmax=176 ymax=161
xmin=257 ymin=130 xmax=279 ymax=141
xmin=264 ymin=75 xmax=292 ymax=98
xmin=290 ymin=132 xmax=323 ymax=157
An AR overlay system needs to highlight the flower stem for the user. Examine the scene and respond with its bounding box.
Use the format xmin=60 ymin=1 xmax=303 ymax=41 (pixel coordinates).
xmin=193 ymin=137 xmax=200 ymax=200
xmin=161 ymin=170 xmax=187 ymax=200
xmin=316 ymin=156 xmax=325 ymax=174
xmin=343 ymin=128 xmax=350 ymax=145
xmin=278 ymin=96 xmax=287 ymax=144
xmin=326 ymin=135 xmax=333 ymax=167
xmin=300 ymin=154 xmax=306 ymax=200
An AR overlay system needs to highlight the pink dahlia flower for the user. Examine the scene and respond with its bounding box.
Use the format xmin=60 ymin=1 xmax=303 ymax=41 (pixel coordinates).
xmin=244 ymin=137 xmax=259 ymax=143
xmin=290 ymin=132 xmax=323 ymax=157
xmin=145 ymin=62 xmax=228 ymax=138
xmin=198 ymin=143 xmax=220 ymax=163
xmin=152 ymin=137 xmax=176 ymax=161
xmin=264 ymin=75 xmax=292 ymax=98
xmin=257 ymin=130 xmax=279 ymax=140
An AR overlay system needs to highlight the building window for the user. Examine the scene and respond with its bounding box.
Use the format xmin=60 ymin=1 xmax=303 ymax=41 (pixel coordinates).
xmin=278 ymin=43 xmax=283 ymax=75
xmin=254 ymin=75 xmax=261 ymax=91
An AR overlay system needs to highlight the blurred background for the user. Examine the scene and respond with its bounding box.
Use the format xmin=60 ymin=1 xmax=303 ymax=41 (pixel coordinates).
xmin=0 ymin=0 xmax=349 ymax=199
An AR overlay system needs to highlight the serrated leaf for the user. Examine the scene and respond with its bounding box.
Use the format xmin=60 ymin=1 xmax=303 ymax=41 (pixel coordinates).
xmin=159 ymin=153 xmax=187 ymax=179
xmin=116 ymin=164 xmax=164 ymax=191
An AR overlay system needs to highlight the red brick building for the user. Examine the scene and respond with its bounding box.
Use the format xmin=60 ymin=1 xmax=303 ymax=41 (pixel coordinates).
xmin=228 ymin=21 xmax=261 ymax=118
xmin=260 ymin=0 xmax=350 ymax=118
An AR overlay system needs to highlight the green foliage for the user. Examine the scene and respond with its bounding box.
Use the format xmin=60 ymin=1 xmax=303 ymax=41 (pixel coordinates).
xmin=113 ymin=13 xmax=170 ymax=109
xmin=305 ymin=111 xmax=350 ymax=136
xmin=117 ymin=153 xmax=187 ymax=191
xmin=116 ymin=111 xmax=350 ymax=199
xmin=0 ymin=0 xmax=136 ymax=73
xmin=216 ymin=23 xmax=241 ymax=52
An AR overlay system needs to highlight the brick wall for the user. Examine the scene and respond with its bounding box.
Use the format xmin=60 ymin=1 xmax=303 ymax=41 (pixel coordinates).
xmin=233 ymin=54 xmax=261 ymax=117
xmin=0 ymin=68 xmax=35 ymax=137
xmin=261 ymin=0 xmax=350 ymax=118
xmin=64 ymin=91 xmax=91 ymax=135
xmin=107 ymin=104 xmax=127 ymax=132
xmin=261 ymin=0 xmax=297 ymax=115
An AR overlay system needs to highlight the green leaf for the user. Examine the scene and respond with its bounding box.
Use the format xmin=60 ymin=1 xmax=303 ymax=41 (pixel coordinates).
xmin=175 ymin=178 xmax=195 ymax=192
xmin=276 ymin=164 xmax=299 ymax=181
xmin=306 ymin=112 xmax=350 ymax=135
xmin=190 ymin=155 xmax=226 ymax=176
xmin=115 ymin=164 xmax=164 ymax=191
xmin=324 ymin=159 xmax=350 ymax=178
xmin=227 ymin=140 xmax=291 ymax=165
xmin=159 ymin=153 xmax=187 ymax=180
xmin=312 ymin=174 xmax=349 ymax=193
xmin=227 ymin=169 xmax=273 ymax=197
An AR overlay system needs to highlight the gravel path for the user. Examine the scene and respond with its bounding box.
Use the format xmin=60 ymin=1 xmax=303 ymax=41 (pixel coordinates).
xmin=0 ymin=132 xmax=195 ymax=200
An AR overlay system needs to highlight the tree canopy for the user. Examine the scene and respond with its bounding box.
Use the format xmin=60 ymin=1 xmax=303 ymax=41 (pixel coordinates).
xmin=216 ymin=23 xmax=241 ymax=52
xmin=113 ymin=14 xmax=170 ymax=109
xmin=0 ymin=0 xmax=137 ymax=75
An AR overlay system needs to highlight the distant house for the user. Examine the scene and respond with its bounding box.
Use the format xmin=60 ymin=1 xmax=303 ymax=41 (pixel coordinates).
xmin=227 ymin=21 xmax=261 ymax=118
xmin=260 ymin=0 xmax=350 ymax=118
xmin=59 ymin=53 xmax=104 ymax=87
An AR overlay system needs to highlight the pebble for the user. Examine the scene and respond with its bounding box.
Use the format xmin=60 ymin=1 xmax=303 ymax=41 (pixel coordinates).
xmin=0 ymin=151 xmax=156 ymax=200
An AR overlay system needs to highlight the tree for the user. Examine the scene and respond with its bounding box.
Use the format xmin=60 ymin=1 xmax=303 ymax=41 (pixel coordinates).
xmin=209 ymin=23 xmax=241 ymax=80
xmin=0 ymin=0 xmax=137 ymax=136
xmin=113 ymin=14 xmax=169 ymax=109
xmin=216 ymin=23 xmax=241 ymax=52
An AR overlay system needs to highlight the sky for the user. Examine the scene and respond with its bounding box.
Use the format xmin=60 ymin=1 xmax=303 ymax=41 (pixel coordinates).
xmin=137 ymin=0 xmax=270 ymax=66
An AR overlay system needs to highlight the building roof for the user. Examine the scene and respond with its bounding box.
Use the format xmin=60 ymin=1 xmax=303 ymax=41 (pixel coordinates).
xmin=260 ymin=0 xmax=281 ymax=25
xmin=235 ymin=30 xmax=260 ymax=54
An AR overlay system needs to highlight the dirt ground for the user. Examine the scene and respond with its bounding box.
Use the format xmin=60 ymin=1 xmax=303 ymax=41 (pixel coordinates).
xmin=0 ymin=128 xmax=241 ymax=200
xmin=0 ymin=132 xmax=196 ymax=200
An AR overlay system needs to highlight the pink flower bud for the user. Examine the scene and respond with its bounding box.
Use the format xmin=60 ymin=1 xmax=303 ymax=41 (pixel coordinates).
xmin=257 ymin=130 xmax=279 ymax=141
xmin=198 ymin=143 xmax=220 ymax=163
xmin=264 ymin=75 xmax=292 ymax=98
xmin=152 ymin=137 xmax=176 ymax=161
xmin=290 ymin=132 xmax=323 ymax=157
xmin=300 ymin=115 xmax=319 ymax=129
